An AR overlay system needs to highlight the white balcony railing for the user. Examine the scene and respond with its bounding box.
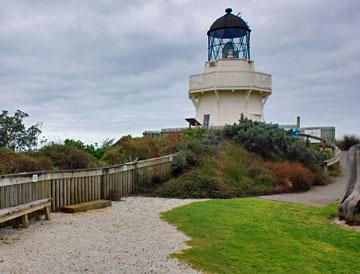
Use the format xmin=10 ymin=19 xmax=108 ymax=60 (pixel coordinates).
xmin=189 ymin=70 xmax=272 ymax=93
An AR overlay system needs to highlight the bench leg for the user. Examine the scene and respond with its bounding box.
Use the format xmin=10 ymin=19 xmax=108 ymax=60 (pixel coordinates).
xmin=44 ymin=206 xmax=51 ymax=221
xmin=22 ymin=214 xmax=29 ymax=229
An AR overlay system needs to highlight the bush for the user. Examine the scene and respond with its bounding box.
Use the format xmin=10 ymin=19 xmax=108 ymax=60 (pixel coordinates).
xmin=0 ymin=148 xmax=17 ymax=174
xmin=171 ymin=149 xmax=196 ymax=176
xmin=337 ymin=134 xmax=360 ymax=151
xmin=0 ymin=148 xmax=54 ymax=174
xmin=64 ymin=138 xmax=113 ymax=159
xmin=264 ymin=161 xmax=315 ymax=192
xmin=154 ymin=169 xmax=231 ymax=198
xmin=39 ymin=144 xmax=99 ymax=170
xmin=14 ymin=154 xmax=53 ymax=173
xmin=222 ymin=116 xmax=324 ymax=173
xmin=285 ymin=141 xmax=324 ymax=173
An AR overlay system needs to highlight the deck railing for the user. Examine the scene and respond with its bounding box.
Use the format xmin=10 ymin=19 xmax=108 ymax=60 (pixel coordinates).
xmin=189 ymin=70 xmax=272 ymax=93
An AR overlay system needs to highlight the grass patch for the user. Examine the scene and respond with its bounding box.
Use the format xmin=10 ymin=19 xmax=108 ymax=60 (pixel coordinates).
xmin=162 ymin=199 xmax=360 ymax=274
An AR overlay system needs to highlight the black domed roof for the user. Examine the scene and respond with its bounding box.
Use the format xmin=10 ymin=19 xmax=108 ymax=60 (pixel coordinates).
xmin=207 ymin=8 xmax=250 ymax=36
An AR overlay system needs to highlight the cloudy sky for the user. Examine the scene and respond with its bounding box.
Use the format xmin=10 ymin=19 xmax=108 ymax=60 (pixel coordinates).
xmin=1 ymin=0 xmax=359 ymax=143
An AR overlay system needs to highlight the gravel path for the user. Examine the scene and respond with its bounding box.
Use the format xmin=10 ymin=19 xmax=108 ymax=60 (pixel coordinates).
xmin=259 ymin=152 xmax=348 ymax=206
xmin=0 ymin=197 xmax=201 ymax=274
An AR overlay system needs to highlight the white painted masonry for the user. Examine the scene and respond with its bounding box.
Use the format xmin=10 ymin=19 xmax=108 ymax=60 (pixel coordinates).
xmin=189 ymin=58 xmax=272 ymax=126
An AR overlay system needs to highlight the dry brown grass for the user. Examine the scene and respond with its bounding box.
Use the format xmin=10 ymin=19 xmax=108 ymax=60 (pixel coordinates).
xmin=264 ymin=161 xmax=315 ymax=192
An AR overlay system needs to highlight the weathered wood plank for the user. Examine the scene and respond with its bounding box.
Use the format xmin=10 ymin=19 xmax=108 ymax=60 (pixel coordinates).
xmin=62 ymin=200 xmax=111 ymax=213
xmin=0 ymin=199 xmax=52 ymax=224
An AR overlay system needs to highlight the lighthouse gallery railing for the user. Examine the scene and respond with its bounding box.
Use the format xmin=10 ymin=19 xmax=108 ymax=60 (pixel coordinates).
xmin=189 ymin=70 xmax=272 ymax=93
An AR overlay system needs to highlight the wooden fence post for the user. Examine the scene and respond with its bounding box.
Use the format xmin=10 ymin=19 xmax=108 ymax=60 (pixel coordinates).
xmin=133 ymin=160 xmax=138 ymax=193
xmin=100 ymin=168 xmax=105 ymax=200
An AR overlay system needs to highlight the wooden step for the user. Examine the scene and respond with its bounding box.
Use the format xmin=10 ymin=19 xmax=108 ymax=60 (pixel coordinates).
xmin=62 ymin=200 xmax=112 ymax=213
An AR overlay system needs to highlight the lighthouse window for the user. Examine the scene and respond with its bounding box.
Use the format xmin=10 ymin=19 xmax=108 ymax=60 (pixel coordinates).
xmin=203 ymin=114 xmax=210 ymax=128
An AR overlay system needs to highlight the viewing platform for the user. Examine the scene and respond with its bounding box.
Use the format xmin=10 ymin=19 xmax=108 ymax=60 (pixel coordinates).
xmin=189 ymin=70 xmax=272 ymax=94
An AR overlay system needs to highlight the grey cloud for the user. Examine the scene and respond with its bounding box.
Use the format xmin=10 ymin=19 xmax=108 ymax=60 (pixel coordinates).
xmin=0 ymin=0 xmax=359 ymax=143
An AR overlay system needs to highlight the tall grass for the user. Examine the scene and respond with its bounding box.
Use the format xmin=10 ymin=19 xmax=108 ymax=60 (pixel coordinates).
xmin=155 ymin=141 xmax=317 ymax=198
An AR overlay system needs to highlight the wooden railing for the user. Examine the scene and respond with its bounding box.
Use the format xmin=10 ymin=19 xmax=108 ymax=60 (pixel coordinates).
xmin=300 ymin=133 xmax=341 ymax=168
xmin=0 ymin=155 xmax=173 ymax=211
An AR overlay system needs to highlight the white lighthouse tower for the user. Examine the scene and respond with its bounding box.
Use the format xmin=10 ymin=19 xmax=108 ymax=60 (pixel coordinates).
xmin=189 ymin=8 xmax=272 ymax=127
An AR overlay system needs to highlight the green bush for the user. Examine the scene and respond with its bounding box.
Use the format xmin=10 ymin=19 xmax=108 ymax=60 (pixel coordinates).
xmin=154 ymin=169 xmax=231 ymax=198
xmin=222 ymin=116 xmax=324 ymax=172
xmin=337 ymin=134 xmax=360 ymax=151
xmin=171 ymin=149 xmax=196 ymax=176
xmin=64 ymin=138 xmax=113 ymax=159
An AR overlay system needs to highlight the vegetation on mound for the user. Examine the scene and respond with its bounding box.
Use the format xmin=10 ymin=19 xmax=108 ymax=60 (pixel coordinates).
xmin=154 ymin=142 xmax=316 ymax=198
xmin=0 ymin=109 xmax=182 ymax=174
xmin=162 ymin=199 xmax=360 ymax=274
xmin=222 ymin=116 xmax=324 ymax=173
xmin=155 ymin=117 xmax=326 ymax=198
xmin=0 ymin=109 xmax=326 ymax=199
xmin=0 ymin=148 xmax=53 ymax=174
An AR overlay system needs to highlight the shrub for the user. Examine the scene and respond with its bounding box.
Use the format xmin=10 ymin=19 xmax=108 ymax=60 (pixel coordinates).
xmin=39 ymin=144 xmax=99 ymax=170
xmin=337 ymin=134 xmax=360 ymax=151
xmin=285 ymin=141 xmax=324 ymax=173
xmin=171 ymin=149 xmax=196 ymax=176
xmin=0 ymin=148 xmax=54 ymax=174
xmin=0 ymin=148 xmax=17 ymax=174
xmin=154 ymin=169 xmax=231 ymax=198
xmin=264 ymin=161 xmax=315 ymax=192
xmin=161 ymin=133 xmax=184 ymax=155
xmin=64 ymin=138 xmax=113 ymax=159
xmin=222 ymin=116 xmax=324 ymax=173
xmin=14 ymin=154 xmax=53 ymax=173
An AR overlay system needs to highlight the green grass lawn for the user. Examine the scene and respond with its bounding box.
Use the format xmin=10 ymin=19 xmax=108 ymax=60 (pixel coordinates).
xmin=162 ymin=199 xmax=360 ymax=274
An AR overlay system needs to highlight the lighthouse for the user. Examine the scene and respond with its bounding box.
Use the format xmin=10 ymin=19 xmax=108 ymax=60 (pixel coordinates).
xmin=188 ymin=8 xmax=272 ymax=127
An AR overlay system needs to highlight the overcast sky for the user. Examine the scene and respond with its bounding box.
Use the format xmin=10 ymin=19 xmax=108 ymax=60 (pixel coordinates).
xmin=1 ymin=0 xmax=359 ymax=143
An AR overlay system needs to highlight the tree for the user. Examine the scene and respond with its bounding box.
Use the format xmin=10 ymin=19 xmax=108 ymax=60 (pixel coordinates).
xmin=0 ymin=110 xmax=41 ymax=151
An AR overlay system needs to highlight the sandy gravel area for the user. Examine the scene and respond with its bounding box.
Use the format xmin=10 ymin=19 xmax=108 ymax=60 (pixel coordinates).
xmin=0 ymin=197 xmax=201 ymax=274
xmin=259 ymin=152 xmax=348 ymax=207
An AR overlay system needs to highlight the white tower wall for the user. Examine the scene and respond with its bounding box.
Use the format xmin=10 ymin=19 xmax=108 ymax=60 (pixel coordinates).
xmin=189 ymin=58 xmax=271 ymax=126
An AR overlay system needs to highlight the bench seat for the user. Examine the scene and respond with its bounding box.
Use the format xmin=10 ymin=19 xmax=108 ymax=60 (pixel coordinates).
xmin=0 ymin=198 xmax=51 ymax=228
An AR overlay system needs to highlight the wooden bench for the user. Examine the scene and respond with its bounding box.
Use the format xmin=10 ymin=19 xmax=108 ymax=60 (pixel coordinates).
xmin=0 ymin=198 xmax=51 ymax=229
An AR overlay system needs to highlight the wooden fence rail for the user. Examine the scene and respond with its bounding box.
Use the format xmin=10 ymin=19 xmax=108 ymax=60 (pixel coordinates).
xmin=0 ymin=155 xmax=173 ymax=211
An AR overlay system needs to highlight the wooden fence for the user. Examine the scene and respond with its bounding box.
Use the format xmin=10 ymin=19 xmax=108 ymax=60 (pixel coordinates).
xmin=0 ymin=155 xmax=173 ymax=211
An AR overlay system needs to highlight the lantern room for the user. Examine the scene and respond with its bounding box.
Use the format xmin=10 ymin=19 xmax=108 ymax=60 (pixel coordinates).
xmin=207 ymin=8 xmax=251 ymax=61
